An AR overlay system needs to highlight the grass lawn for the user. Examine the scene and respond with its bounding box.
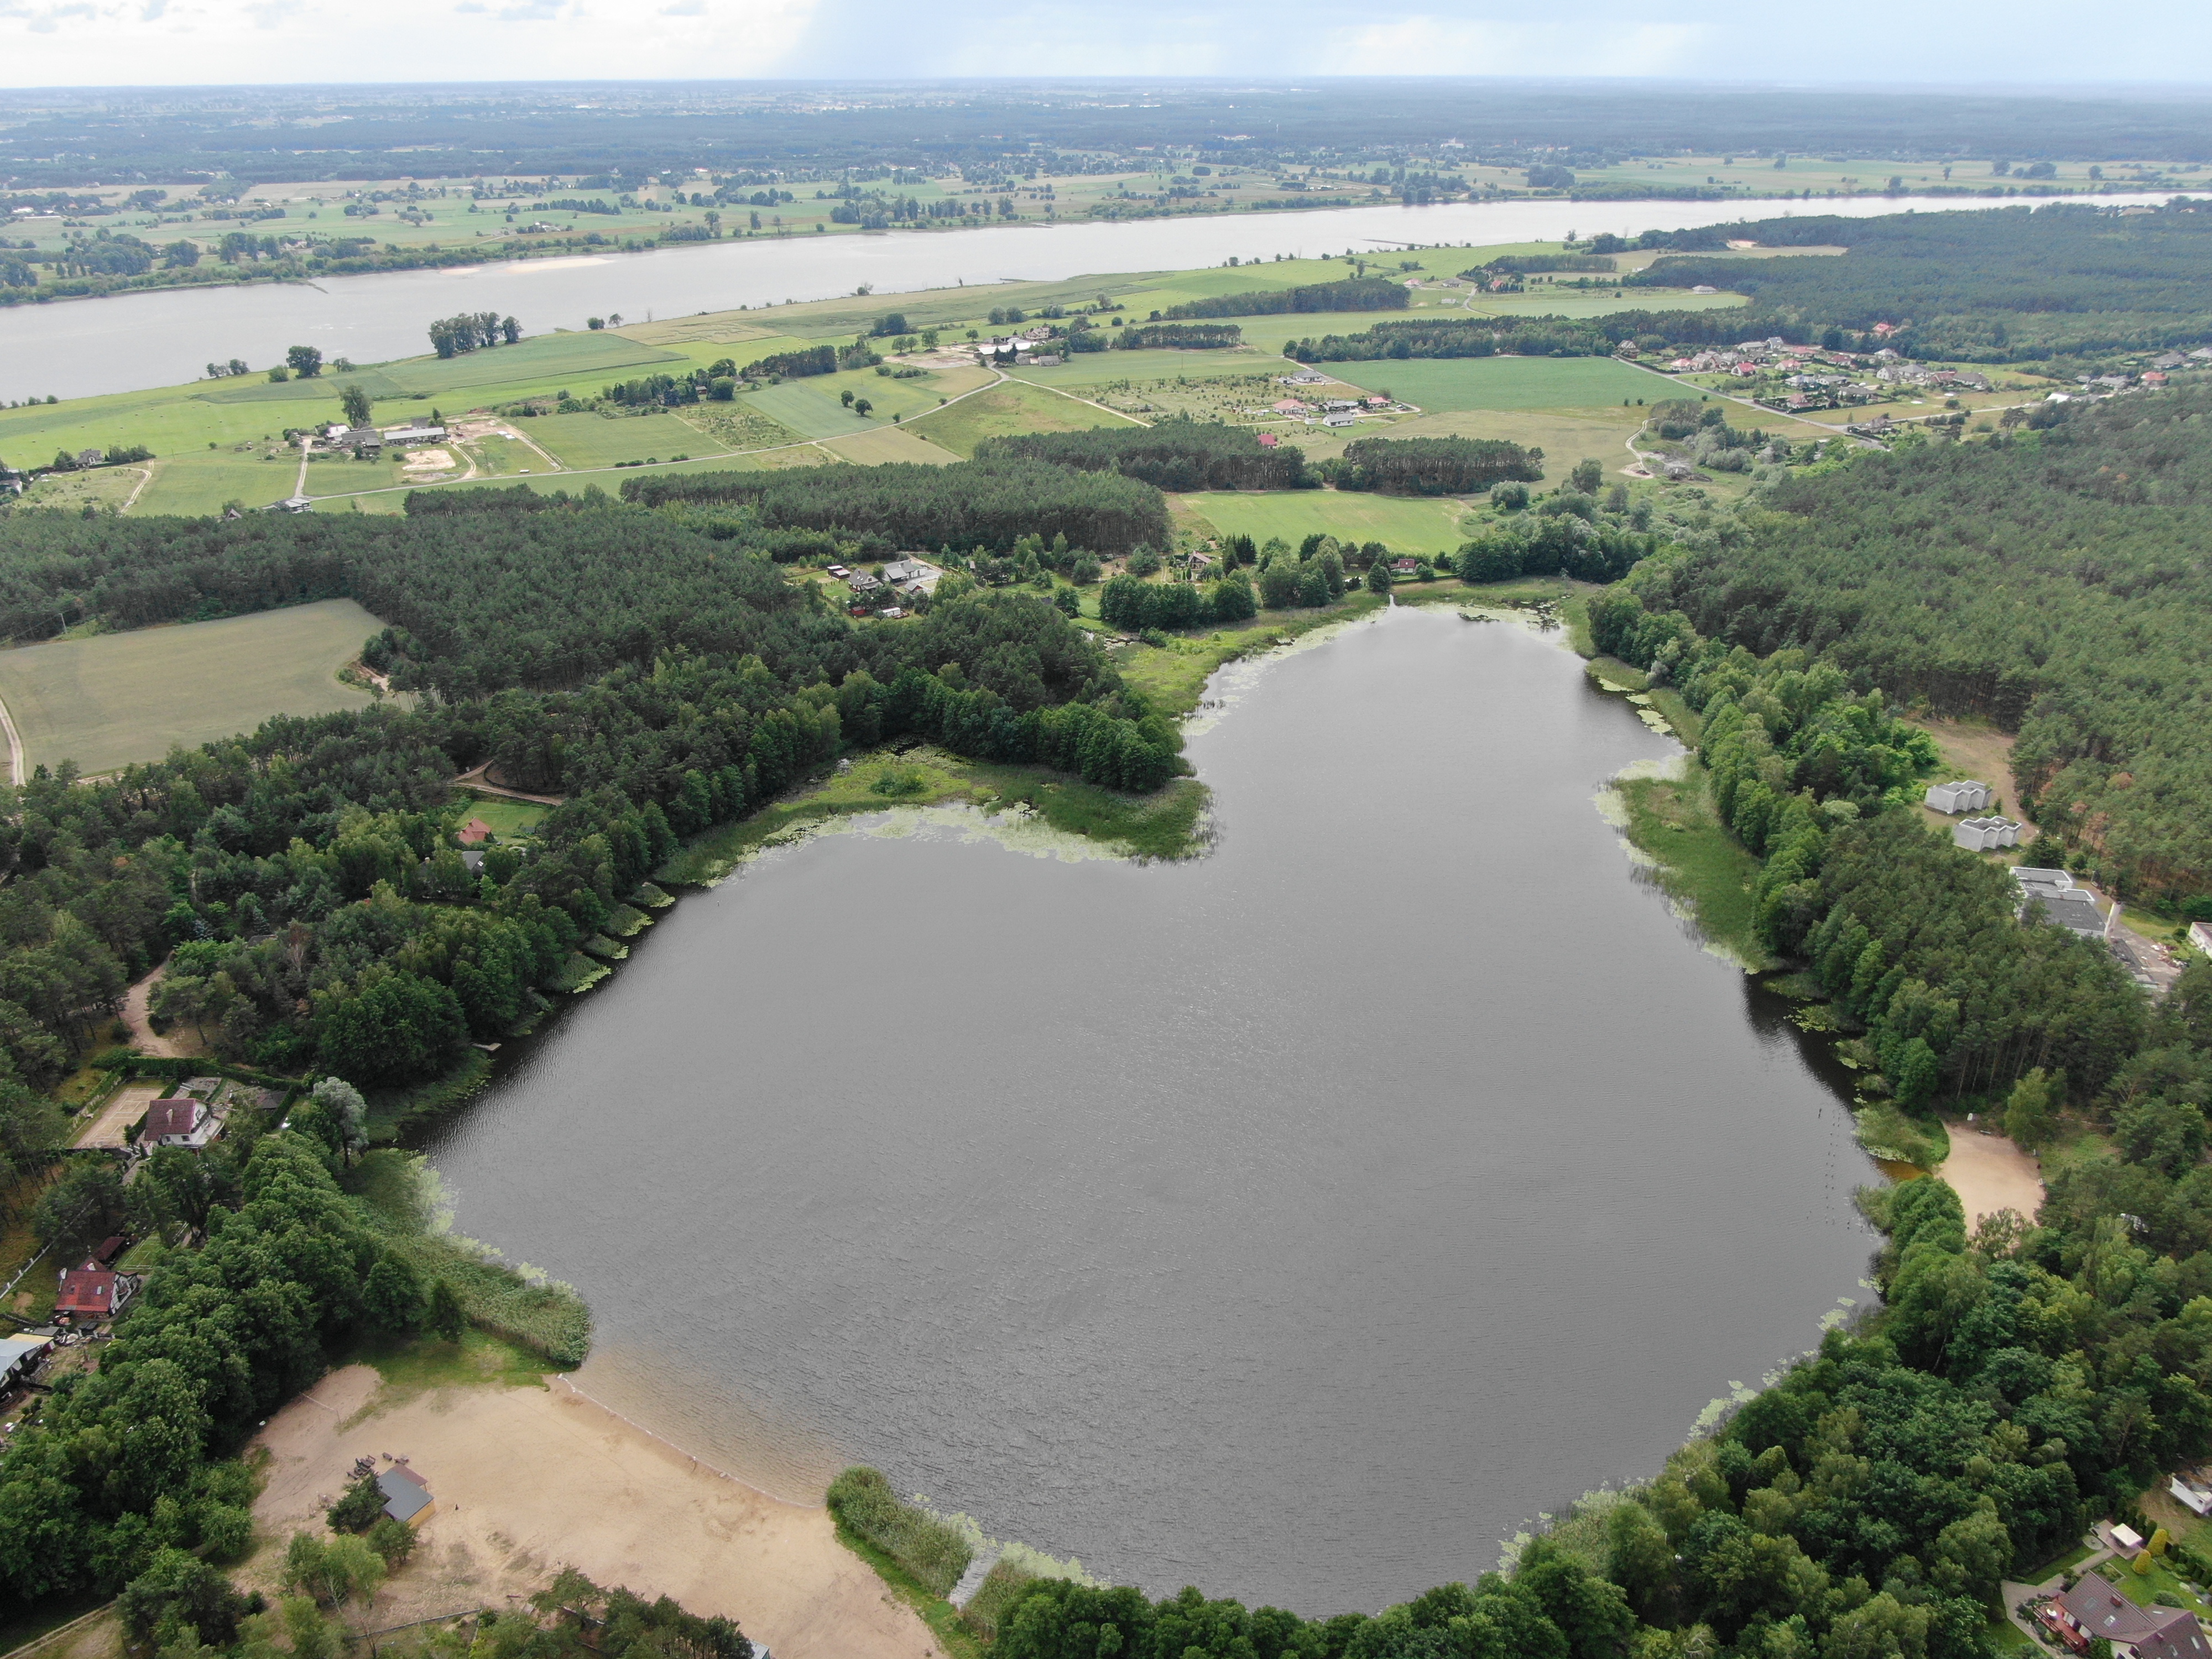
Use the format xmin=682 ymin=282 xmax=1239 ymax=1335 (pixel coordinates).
xmin=1176 ymin=489 xmax=1474 ymax=557
xmin=0 ymin=598 xmax=384 ymax=775
xmin=905 ymin=381 xmax=1119 ymax=456
xmin=458 ymin=792 xmax=549 ymax=839
xmin=742 ymin=366 xmax=972 ymax=437
xmin=1364 ymin=406 xmax=1647 ymax=483
xmin=13 ymin=466 xmax=145 ymax=513
xmin=1113 ymin=593 xmax=1388 ymax=718
xmin=1323 ymin=355 xmax=1664 ymax=412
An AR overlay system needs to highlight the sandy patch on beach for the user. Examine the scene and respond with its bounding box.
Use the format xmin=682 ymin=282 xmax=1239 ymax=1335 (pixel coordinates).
xmin=1937 ymin=1128 xmax=2045 ymax=1227
xmin=248 ymin=1366 xmax=941 ymax=1659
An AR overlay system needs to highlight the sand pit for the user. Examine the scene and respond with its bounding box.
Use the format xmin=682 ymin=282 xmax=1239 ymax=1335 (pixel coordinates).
xmin=1937 ymin=1128 xmax=2045 ymax=1227
xmin=249 ymin=1366 xmax=941 ymax=1659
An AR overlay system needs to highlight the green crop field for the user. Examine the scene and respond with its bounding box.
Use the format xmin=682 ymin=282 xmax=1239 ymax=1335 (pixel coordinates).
xmin=0 ymin=599 xmax=387 ymax=775
xmin=525 ymin=410 xmax=708 ymax=469
xmin=1015 ymin=349 xmax=1271 ymax=388
xmin=1324 ymin=356 xmax=1663 ymax=412
xmin=1176 ymin=491 xmax=1475 ymax=556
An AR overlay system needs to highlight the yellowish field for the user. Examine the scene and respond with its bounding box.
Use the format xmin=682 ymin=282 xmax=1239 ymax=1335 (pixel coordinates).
xmin=0 ymin=599 xmax=385 ymax=775
xmin=817 ymin=427 xmax=961 ymax=465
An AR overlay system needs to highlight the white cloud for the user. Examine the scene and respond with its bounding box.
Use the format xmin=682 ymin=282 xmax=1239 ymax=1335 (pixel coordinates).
xmin=4 ymin=0 xmax=819 ymax=80
xmin=1326 ymin=13 xmax=1706 ymax=76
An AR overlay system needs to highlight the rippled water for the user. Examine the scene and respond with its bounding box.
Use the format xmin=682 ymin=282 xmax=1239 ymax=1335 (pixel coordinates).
xmin=425 ymin=607 xmax=1876 ymax=1613
xmin=7 ymin=191 xmax=2176 ymax=400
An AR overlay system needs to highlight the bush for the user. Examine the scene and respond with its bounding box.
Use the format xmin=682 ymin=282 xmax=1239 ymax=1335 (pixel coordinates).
xmin=326 ymin=1472 xmax=385 ymax=1534
xmin=366 ymin=1516 xmax=416 ymax=1568
xmin=825 ymin=1467 xmax=972 ymax=1597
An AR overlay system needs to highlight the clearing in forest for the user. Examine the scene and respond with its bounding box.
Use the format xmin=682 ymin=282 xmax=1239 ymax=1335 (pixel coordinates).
xmin=0 ymin=598 xmax=385 ymax=776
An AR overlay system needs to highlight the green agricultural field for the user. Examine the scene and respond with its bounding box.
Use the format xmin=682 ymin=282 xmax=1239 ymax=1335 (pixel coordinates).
xmin=1323 ymin=356 xmax=1664 ymax=412
xmin=134 ymin=455 xmax=312 ymax=515
xmin=0 ymin=599 xmax=385 ymax=775
xmin=905 ymin=381 xmax=1128 ymax=457
xmin=1176 ymin=491 xmax=1475 ymax=557
xmin=522 ymin=411 xmax=709 ymax=469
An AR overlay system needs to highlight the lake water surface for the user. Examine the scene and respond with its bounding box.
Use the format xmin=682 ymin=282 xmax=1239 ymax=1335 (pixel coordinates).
xmin=424 ymin=607 xmax=1877 ymax=1613
xmin=7 ymin=191 xmax=2179 ymax=400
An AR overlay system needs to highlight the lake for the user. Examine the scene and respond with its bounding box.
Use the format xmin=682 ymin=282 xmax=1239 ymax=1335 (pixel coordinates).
xmin=3 ymin=191 xmax=2174 ymax=401
xmin=422 ymin=606 xmax=1879 ymax=1614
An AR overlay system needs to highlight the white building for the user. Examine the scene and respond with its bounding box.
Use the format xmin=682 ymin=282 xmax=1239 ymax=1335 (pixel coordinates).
xmin=382 ymin=425 xmax=448 ymax=448
xmin=1924 ymin=780 xmax=1992 ymax=814
xmin=1953 ymin=816 xmax=2021 ymax=852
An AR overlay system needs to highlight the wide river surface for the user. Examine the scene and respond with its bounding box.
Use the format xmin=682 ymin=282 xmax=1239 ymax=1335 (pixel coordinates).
xmin=6 ymin=191 xmax=2186 ymax=400
xmin=425 ymin=607 xmax=1877 ymax=1613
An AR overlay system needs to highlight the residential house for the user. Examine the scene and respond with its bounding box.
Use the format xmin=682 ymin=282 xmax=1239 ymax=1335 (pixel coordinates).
xmin=55 ymin=1260 xmax=133 ymax=1323
xmin=1271 ymin=399 xmax=1309 ymax=415
xmin=881 ymin=557 xmax=940 ymax=590
xmin=1953 ymin=816 xmax=2021 ymax=852
xmin=457 ymin=818 xmax=494 ymax=846
xmin=2038 ymin=1570 xmax=2210 ymax=1658
xmin=825 ymin=565 xmax=851 ymax=578
xmin=1923 ymin=780 xmax=1992 ymax=815
xmin=140 ymin=1096 xmax=220 ymax=1150
xmin=2152 ymin=352 xmax=2188 ymax=371
xmin=847 ymin=572 xmax=883 ymax=594
xmin=1322 ymin=399 xmax=1360 ymax=411
xmin=270 ymin=495 xmax=314 ymax=514
xmin=1280 ymin=371 xmax=1328 ymax=385
xmin=1364 ymin=395 xmax=1390 ymax=408
xmin=1322 ymin=411 xmax=1356 ymax=428
xmin=1389 ymin=557 xmax=1420 ymax=576
xmin=2145 ymin=371 xmax=2169 ymax=388
xmin=378 ymin=1465 xmax=436 ymax=1526
xmin=1689 ymin=285 xmax=1719 ymax=295
xmin=1256 ymin=432 xmax=1280 ymax=447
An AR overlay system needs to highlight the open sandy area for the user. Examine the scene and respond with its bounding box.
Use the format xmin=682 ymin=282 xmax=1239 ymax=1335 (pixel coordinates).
xmin=1937 ymin=1127 xmax=2046 ymax=1227
xmin=248 ymin=1366 xmax=941 ymax=1659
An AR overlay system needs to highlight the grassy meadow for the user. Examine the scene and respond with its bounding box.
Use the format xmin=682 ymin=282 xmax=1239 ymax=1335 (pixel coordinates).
xmin=0 ymin=599 xmax=385 ymax=775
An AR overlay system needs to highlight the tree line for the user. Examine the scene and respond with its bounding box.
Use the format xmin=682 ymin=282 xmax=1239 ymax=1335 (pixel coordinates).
xmin=1161 ymin=276 xmax=1410 ymax=320
xmin=618 ymin=460 xmax=1173 ymax=556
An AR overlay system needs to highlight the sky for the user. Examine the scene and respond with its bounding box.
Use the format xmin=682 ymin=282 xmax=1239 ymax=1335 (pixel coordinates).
xmin=6 ymin=0 xmax=2212 ymax=86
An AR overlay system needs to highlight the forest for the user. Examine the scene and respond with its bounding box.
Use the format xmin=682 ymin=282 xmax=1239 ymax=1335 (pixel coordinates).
xmin=0 ymin=496 xmax=1182 ymax=1117
xmin=1635 ymin=202 xmax=2212 ymax=360
xmin=1608 ymin=383 xmax=2212 ymax=898
xmin=1326 ymin=437 xmax=1542 ymax=495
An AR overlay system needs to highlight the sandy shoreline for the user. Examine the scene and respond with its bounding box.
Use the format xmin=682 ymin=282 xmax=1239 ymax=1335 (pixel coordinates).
xmin=248 ymin=1365 xmax=942 ymax=1659
xmin=1936 ymin=1127 xmax=2045 ymax=1228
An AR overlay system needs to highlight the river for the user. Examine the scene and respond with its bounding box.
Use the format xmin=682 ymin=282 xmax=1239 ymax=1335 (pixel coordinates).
xmin=422 ymin=606 xmax=1879 ymax=1614
xmin=5 ymin=191 xmax=2184 ymax=401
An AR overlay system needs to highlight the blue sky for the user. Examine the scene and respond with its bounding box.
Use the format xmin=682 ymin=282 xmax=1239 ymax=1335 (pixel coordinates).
xmin=6 ymin=0 xmax=2211 ymax=88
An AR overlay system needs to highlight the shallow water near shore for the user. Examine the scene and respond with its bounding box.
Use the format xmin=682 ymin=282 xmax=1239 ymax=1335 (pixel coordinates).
xmin=425 ymin=607 xmax=1877 ymax=1613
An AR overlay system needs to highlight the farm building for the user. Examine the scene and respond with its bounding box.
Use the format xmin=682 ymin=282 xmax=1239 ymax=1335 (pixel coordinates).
xmin=140 ymin=1095 xmax=219 ymax=1150
xmin=1923 ymin=780 xmax=1991 ymax=814
xmin=382 ymin=425 xmax=448 ymax=448
xmin=1952 ymin=816 xmax=2021 ymax=851
xmin=0 ymin=1334 xmax=51 ymax=1390
xmin=2038 ymin=1570 xmax=2209 ymax=1658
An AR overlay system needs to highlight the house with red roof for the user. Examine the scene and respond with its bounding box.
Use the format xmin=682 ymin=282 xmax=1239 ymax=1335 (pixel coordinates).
xmin=140 ymin=1095 xmax=218 ymax=1150
xmin=55 ymin=1260 xmax=134 ymax=1323
xmin=2039 ymin=1570 xmax=2211 ymax=1658
xmin=457 ymin=818 xmax=494 ymax=846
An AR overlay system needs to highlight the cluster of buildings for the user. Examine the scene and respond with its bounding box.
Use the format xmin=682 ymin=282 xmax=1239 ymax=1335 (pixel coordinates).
xmin=310 ymin=421 xmax=448 ymax=456
xmin=1924 ymin=780 xmax=2026 ymax=851
xmin=1263 ymin=393 xmax=1392 ymax=429
xmin=830 ymin=555 xmax=941 ymax=618
xmin=1923 ymin=780 xmax=2119 ymax=941
xmin=974 ymin=325 xmax=1061 ymax=366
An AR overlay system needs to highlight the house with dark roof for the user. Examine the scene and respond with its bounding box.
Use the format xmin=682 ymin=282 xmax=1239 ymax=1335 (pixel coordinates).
xmin=378 ymin=1465 xmax=436 ymax=1526
xmin=2040 ymin=1570 xmax=2211 ymax=1658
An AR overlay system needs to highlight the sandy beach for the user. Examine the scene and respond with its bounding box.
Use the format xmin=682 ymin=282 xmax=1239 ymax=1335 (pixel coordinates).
xmin=1936 ymin=1127 xmax=2045 ymax=1228
xmin=248 ymin=1365 xmax=942 ymax=1659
